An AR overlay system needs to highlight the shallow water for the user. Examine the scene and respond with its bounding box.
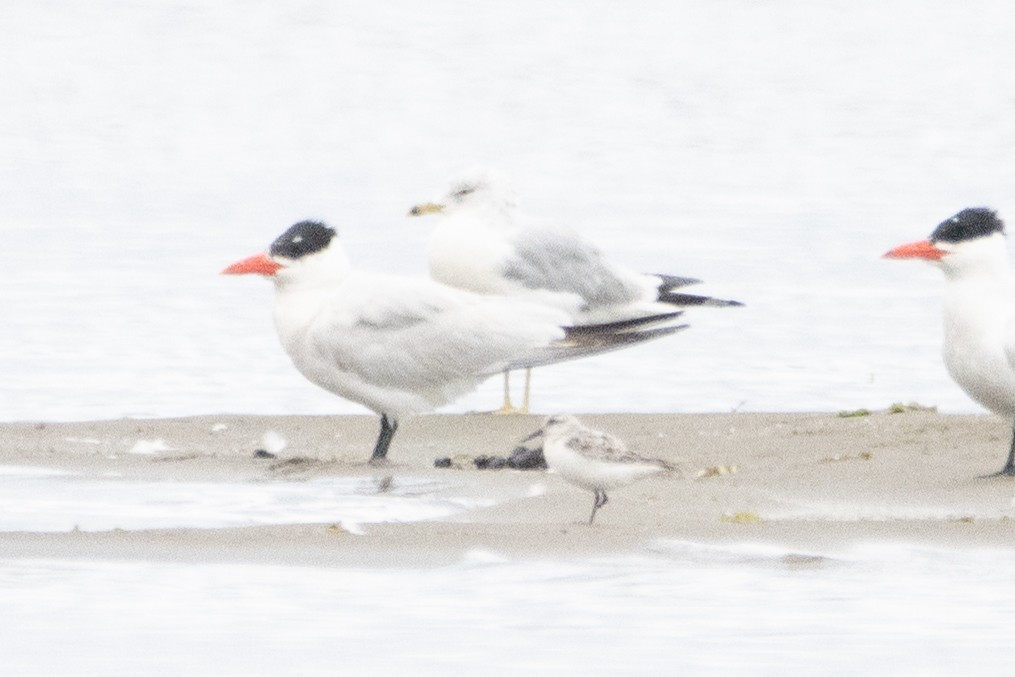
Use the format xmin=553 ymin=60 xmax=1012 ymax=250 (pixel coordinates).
xmin=0 ymin=467 xmax=487 ymax=532
xmin=5 ymin=0 xmax=1015 ymax=421
xmin=3 ymin=542 xmax=1014 ymax=676
xmin=1 ymin=468 xmax=1014 ymax=674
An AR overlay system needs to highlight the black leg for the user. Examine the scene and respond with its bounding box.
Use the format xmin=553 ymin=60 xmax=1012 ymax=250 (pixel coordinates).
xmin=999 ymin=426 xmax=1015 ymax=476
xmin=1003 ymin=430 xmax=1015 ymax=475
xmin=982 ymin=423 xmax=1015 ymax=478
xmin=588 ymin=490 xmax=609 ymax=524
xmin=370 ymin=414 xmax=399 ymax=465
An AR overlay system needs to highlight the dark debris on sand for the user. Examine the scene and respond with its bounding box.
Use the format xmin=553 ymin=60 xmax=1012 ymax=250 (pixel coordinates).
xmin=434 ymin=442 xmax=546 ymax=471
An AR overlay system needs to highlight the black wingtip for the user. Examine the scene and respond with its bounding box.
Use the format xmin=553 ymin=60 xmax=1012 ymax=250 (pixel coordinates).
xmin=655 ymin=274 xmax=703 ymax=291
xmin=653 ymin=274 xmax=742 ymax=307
xmin=503 ymin=322 xmax=690 ymax=372
xmin=563 ymin=321 xmax=689 ymax=342
xmin=563 ymin=311 xmax=685 ymax=336
xmin=659 ymin=292 xmax=744 ymax=308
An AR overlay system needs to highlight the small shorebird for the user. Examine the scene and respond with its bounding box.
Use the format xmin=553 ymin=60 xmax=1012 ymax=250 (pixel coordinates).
xmin=409 ymin=169 xmax=741 ymax=414
xmin=223 ymin=221 xmax=687 ymax=464
xmin=528 ymin=414 xmax=675 ymax=524
xmin=884 ymin=207 xmax=1015 ymax=476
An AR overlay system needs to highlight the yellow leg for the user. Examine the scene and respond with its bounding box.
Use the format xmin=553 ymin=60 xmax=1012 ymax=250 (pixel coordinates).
xmin=492 ymin=370 xmax=518 ymax=415
xmin=518 ymin=368 xmax=532 ymax=414
xmin=491 ymin=369 xmax=532 ymax=415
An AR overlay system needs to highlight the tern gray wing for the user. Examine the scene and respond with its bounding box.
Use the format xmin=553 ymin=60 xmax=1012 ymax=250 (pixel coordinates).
xmin=314 ymin=286 xmax=564 ymax=393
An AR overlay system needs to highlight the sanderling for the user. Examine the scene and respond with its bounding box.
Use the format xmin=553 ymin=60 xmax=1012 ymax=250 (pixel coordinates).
xmin=529 ymin=414 xmax=675 ymax=524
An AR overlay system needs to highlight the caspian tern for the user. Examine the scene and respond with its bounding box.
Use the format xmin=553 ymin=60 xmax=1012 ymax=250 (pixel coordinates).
xmin=223 ymin=220 xmax=688 ymax=464
xmin=884 ymin=207 xmax=1015 ymax=476
xmin=524 ymin=415 xmax=674 ymax=524
xmin=408 ymin=169 xmax=742 ymax=413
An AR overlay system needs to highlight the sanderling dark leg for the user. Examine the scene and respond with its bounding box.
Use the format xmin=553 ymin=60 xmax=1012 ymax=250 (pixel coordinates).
xmin=589 ymin=490 xmax=609 ymax=524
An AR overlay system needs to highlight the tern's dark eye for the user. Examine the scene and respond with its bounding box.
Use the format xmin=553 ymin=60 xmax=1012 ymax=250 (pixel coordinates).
xmin=451 ymin=186 xmax=476 ymax=200
xmin=270 ymin=220 xmax=336 ymax=259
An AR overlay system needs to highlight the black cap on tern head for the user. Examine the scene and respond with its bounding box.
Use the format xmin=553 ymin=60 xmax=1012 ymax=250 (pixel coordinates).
xmin=270 ymin=221 xmax=337 ymax=259
xmin=930 ymin=208 xmax=1005 ymax=244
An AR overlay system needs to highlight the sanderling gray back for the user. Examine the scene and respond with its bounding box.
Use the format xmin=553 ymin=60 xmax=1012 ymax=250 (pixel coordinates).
xmin=528 ymin=414 xmax=675 ymax=524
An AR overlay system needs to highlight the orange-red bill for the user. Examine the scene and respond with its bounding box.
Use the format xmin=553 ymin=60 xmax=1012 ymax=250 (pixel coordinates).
xmin=882 ymin=239 xmax=946 ymax=261
xmin=221 ymin=253 xmax=283 ymax=276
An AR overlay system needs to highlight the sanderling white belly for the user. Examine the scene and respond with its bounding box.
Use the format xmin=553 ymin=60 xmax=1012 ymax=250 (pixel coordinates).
xmin=527 ymin=414 xmax=674 ymax=524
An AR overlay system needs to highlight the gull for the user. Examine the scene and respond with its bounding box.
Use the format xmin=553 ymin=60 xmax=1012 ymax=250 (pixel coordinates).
xmin=223 ymin=220 xmax=687 ymax=464
xmin=884 ymin=207 xmax=1015 ymax=476
xmin=409 ymin=169 xmax=742 ymax=413
xmin=525 ymin=414 xmax=675 ymax=524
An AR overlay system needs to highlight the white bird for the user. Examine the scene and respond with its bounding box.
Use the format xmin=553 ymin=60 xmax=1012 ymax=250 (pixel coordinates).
xmin=409 ymin=169 xmax=742 ymax=414
xmin=884 ymin=207 xmax=1015 ymax=476
xmin=526 ymin=414 xmax=674 ymax=524
xmin=223 ymin=220 xmax=687 ymax=464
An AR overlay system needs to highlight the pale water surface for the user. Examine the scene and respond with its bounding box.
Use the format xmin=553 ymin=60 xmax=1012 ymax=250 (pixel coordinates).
xmin=3 ymin=542 xmax=1014 ymax=675
xmin=4 ymin=0 xmax=1015 ymax=421
xmin=0 ymin=466 xmax=484 ymax=532
xmin=0 ymin=466 xmax=1013 ymax=674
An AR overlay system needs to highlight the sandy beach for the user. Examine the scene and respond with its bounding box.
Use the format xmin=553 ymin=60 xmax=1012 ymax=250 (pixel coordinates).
xmin=3 ymin=410 xmax=1015 ymax=568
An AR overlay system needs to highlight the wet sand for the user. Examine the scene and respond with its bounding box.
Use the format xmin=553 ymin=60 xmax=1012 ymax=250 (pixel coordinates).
xmin=3 ymin=410 xmax=1015 ymax=567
